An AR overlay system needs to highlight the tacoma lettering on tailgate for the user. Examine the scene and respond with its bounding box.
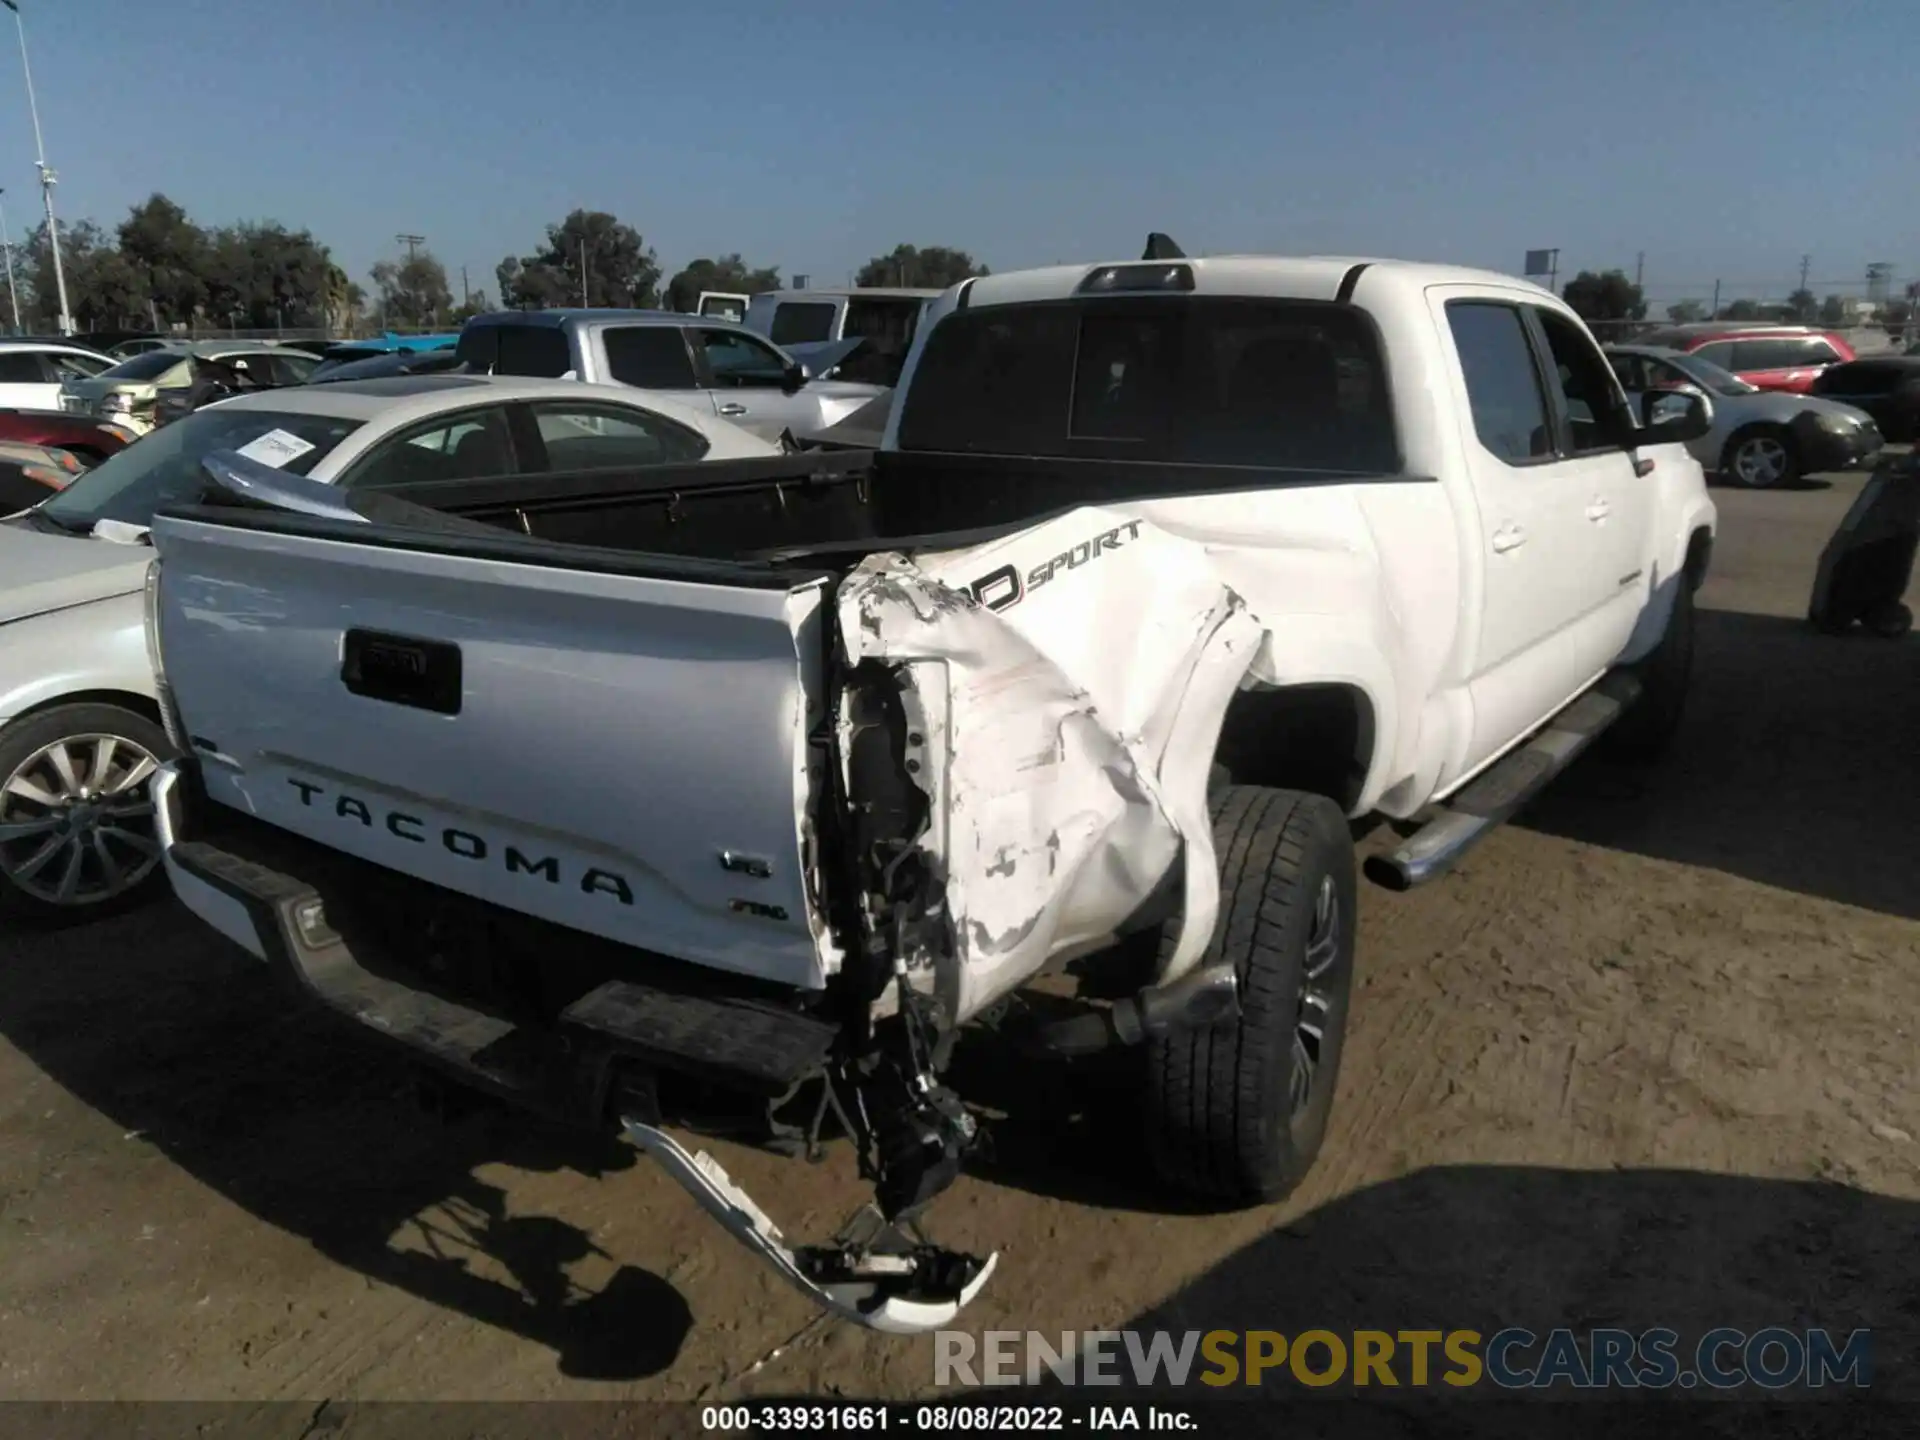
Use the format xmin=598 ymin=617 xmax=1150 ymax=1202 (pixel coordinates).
xmin=286 ymin=777 xmax=636 ymax=904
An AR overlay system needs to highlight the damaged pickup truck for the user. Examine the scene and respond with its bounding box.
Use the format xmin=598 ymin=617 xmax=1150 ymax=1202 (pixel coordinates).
xmin=144 ymin=243 xmax=1718 ymax=1333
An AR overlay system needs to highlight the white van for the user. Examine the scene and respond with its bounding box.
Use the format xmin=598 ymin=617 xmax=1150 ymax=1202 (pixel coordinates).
xmin=741 ymin=287 xmax=941 ymax=386
xmin=696 ymin=291 xmax=750 ymax=322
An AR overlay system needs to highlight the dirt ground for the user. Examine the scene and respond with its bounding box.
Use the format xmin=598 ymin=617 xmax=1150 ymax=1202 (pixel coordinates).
xmin=1 ymin=468 xmax=1916 ymax=1410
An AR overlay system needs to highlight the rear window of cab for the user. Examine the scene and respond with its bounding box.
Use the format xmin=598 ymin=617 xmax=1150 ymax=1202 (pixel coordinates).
xmin=896 ymin=297 xmax=1400 ymax=473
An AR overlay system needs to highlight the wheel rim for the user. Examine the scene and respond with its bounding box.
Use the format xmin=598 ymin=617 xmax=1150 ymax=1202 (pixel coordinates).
xmin=1733 ymin=436 xmax=1788 ymax=486
xmin=1289 ymin=873 xmax=1342 ymax=1120
xmin=0 ymin=733 xmax=161 ymax=906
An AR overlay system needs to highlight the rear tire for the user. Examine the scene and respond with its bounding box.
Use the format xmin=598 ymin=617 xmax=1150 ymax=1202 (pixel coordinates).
xmin=1145 ymin=785 xmax=1356 ymax=1204
xmin=0 ymin=702 xmax=174 ymax=927
xmin=1605 ymin=579 xmax=1695 ymax=761
xmin=1868 ymin=602 xmax=1913 ymax=640
xmin=1721 ymin=425 xmax=1799 ymax=489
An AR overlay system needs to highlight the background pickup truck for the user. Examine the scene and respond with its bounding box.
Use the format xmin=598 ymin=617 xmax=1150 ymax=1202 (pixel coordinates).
xmin=147 ymin=246 xmax=1716 ymax=1332
xmin=453 ymin=308 xmax=883 ymax=443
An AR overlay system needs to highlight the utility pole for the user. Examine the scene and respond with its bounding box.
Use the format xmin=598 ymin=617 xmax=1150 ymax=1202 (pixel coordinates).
xmin=0 ymin=189 xmax=20 ymax=334
xmin=460 ymin=265 xmax=469 ymax=308
xmin=579 ymin=239 xmax=589 ymax=307
xmin=5 ymin=1 xmax=70 ymax=334
xmin=1710 ymin=279 xmax=1721 ymax=319
xmin=1799 ymin=254 xmax=1811 ymax=292
xmin=1634 ymin=251 xmax=1644 ymax=287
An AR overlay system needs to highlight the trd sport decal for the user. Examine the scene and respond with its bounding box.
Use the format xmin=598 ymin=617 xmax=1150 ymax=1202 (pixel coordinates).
xmin=968 ymin=519 xmax=1144 ymax=613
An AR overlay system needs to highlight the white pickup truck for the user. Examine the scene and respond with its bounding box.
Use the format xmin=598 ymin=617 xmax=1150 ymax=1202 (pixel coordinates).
xmin=144 ymin=243 xmax=1716 ymax=1334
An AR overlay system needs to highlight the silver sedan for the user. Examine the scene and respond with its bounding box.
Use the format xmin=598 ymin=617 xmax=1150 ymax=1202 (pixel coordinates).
xmin=1606 ymin=344 xmax=1882 ymax=488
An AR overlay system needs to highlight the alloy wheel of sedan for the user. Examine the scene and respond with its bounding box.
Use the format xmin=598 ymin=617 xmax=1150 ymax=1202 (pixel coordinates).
xmin=1731 ymin=434 xmax=1791 ymax=488
xmin=0 ymin=733 xmax=162 ymax=907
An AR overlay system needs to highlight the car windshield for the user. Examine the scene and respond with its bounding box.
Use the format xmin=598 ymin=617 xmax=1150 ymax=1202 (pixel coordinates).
xmin=1661 ymin=351 xmax=1756 ymax=397
xmin=35 ymin=407 xmax=364 ymax=530
xmin=96 ymin=350 xmax=191 ymax=382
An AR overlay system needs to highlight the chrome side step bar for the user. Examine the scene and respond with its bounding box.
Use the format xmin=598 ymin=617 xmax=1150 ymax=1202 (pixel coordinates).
xmin=1363 ymin=673 xmax=1642 ymax=892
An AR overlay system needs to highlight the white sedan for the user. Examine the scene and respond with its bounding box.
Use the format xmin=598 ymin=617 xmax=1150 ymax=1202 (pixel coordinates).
xmin=0 ymin=375 xmax=778 ymax=922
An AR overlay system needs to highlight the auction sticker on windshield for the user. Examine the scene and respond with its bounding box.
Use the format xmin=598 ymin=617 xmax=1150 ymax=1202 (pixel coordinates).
xmin=235 ymin=428 xmax=317 ymax=469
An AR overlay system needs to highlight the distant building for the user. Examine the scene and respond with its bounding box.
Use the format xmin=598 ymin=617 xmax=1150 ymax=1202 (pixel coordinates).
xmin=1865 ymin=263 xmax=1894 ymax=307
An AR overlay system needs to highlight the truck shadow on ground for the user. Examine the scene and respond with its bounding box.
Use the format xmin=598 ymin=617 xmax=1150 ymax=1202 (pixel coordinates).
xmin=0 ymin=911 xmax=692 ymax=1382
xmin=1521 ymin=606 xmax=1920 ymax=921
xmin=768 ymin=1165 xmax=1915 ymax=1438
xmin=944 ymin=1022 xmax=1193 ymax=1217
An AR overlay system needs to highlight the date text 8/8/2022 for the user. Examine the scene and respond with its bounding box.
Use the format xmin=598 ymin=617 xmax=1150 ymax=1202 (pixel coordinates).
xmin=702 ymin=1404 xmax=1196 ymax=1431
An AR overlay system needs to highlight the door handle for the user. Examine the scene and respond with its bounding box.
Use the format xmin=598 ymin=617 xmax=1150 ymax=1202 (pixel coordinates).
xmin=1491 ymin=524 xmax=1528 ymax=553
xmin=717 ymin=403 xmax=749 ymax=416
xmin=1585 ymin=499 xmax=1612 ymax=522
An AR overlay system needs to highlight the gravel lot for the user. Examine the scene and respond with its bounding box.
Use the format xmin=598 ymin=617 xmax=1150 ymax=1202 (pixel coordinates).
xmin=2 ymin=467 xmax=1915 ymax=1412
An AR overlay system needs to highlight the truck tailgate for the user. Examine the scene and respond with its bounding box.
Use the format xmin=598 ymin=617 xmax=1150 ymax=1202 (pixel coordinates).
xmin=150 ymin=512 xmax=838 ymax=990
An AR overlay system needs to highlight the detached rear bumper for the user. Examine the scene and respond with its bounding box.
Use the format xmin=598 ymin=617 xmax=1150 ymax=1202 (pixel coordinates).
xmin=153 ymin=759 xmax=838 ymax=1128
xmin=154 ymin=758 xmax=1000 ymax=1335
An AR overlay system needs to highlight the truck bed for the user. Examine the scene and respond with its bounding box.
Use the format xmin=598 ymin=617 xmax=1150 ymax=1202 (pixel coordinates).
xmin=201 ymin=445 xmax=1379 ymax=577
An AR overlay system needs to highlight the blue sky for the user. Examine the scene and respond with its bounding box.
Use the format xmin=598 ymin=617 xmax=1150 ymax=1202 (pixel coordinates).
xmin=7 ymin=0 xmax=1915 ymax=306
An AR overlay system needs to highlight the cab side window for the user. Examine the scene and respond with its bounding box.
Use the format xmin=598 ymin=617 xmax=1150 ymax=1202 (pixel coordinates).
xmin=0 ymin=352 xmax=46 ymax=383
xmin=603 ymin=326 xmax=698 ymax=389
xmin=1446 ymin=301 xmax=1553 ymax=464
xmin=1532 ymin=308 xmax=1632 ymax=453
xmin=493 ymin=327 xmax=573 ymax=378
xmin=697 ymin=328 xmax=790 ymax=388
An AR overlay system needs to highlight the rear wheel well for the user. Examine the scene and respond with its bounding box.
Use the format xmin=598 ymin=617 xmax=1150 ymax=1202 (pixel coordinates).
xmin=1213 ymin=683 xmax=1373 ymax=814
xmin=1684 ymin=526 xmax=1713 ymax=591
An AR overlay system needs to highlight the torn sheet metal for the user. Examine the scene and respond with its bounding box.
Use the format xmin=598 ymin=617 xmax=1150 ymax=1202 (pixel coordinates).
xmin=625 ymin=1121 xmax=997 ymax=1335
xmin=837 ymin=506 xmax=1268 ymax=1024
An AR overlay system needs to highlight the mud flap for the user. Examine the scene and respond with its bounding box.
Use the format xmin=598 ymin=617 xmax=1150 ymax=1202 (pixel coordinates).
xmin=624 ymin=1121 xmax=997 ymax=1335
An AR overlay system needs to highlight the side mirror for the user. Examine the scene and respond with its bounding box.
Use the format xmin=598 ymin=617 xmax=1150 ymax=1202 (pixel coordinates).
xmin=781 ymin=361 xmax=806 ymax=394
xmin=1640 ymin=389 xmax=1713 ymax=444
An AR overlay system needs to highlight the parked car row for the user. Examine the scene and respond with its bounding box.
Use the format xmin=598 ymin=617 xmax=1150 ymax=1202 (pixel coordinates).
xmin=57 ymin=342 xmax=319 ymax=436
xmin=1635 ymin=323 xmax=1855 ymax=394
xmin=1605 ymin=343 xmax=1884 ymax=488
xmin=16 ymin=309 xmax=890 ymax=450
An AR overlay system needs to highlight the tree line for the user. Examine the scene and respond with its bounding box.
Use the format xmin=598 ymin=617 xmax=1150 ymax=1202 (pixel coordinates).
xmin=1560 ymin=268 xmax=1911 ymax=334
xmin=2 ymin=192 xmax=988 ymax=336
